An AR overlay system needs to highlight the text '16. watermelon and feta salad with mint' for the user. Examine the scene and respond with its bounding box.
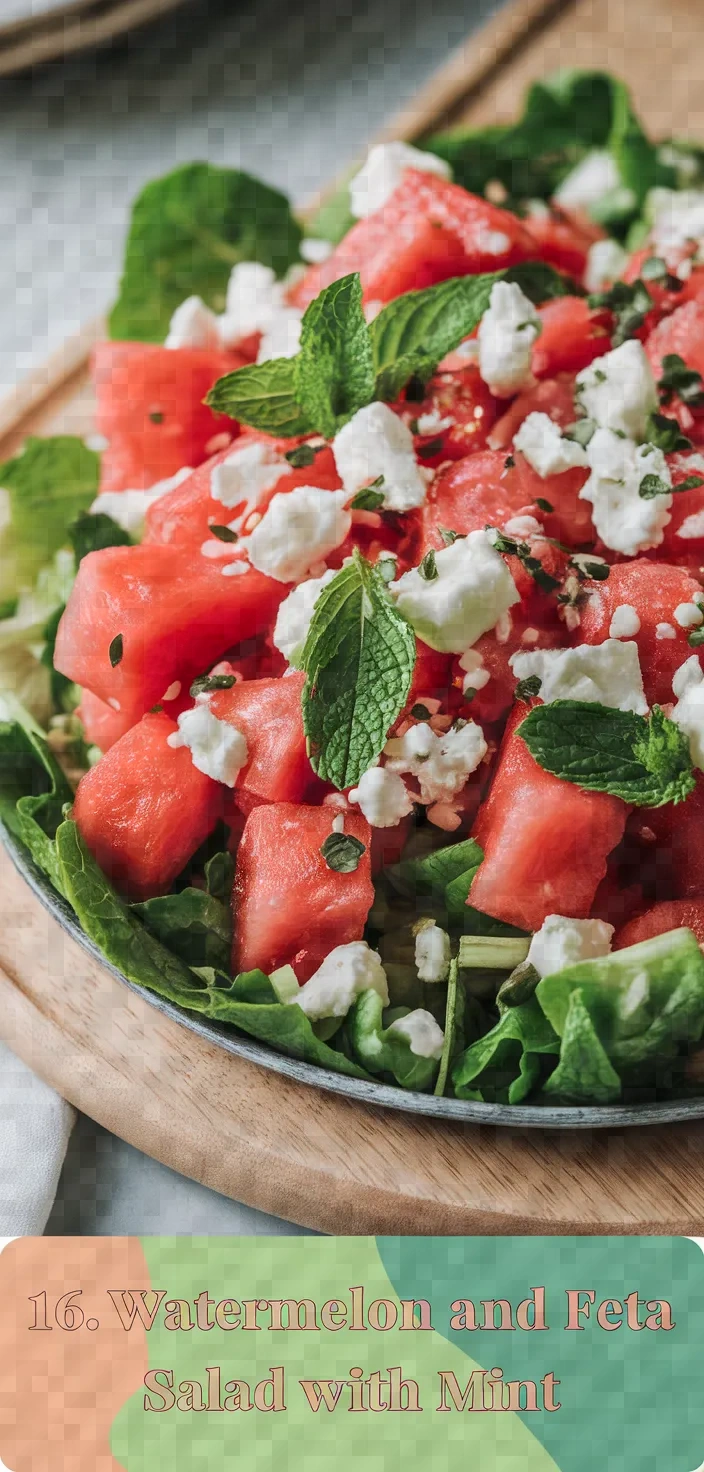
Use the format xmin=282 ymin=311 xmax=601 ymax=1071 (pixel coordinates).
xmin=9 ymin=70 xmax=704 ymax=1108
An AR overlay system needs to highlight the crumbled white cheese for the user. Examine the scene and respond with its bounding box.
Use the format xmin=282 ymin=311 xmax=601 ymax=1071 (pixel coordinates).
xmin=527 ymin=914 xmax=614 ymax=979
xmin=257 ymin=307 xmax=303 ymax=363
xmin=579 ymin=428 xmax=672 ymax=556
xmin=674 ymin=601 xmax=704 ymax=628
xmin=575 ymin=340 xmax=658 ymax=441
xmin=217 ymin=261 xmax=284 ymax=344
xmin=415 ymin=921 xmax=451 ymax=983
xmin=347 ymin=765 xmax=413 ymax=827
xmin=165 ymin=295 xmax=221 ymax=350
xmin=333 ymin=402 xmax=428 ymax=513
xmin=458 ymin=647 xmax=491 ymax=692
xmin=293 ymin=942 xmax=389 ymax=1020
xmin=656 ymin=622 xmax=676 ymax=640
xmin=384 ymin=719 xmax=487 ymax=804
xmin=416 ymin=410 xmax=454 ymax=436
xmin=509 ymin=639 xmax=648 ymax=714
xmin=390 ymin=529 xmax=520 ymax=654
xmin=677 ymin=511 xmax=704 ymax=540
xmin=646 ymin=186 xmax=704 ymax=256
xmin=89 ymin=466 xmax=193 ymax=538
xmin=553 ymin=150 xmax=624 ymax=210
xmin=671 ymin=655 xmax=704 ymax=771
xmin=609 ymin=604 xmax=641 ymax=639
xmin=349 ymin=141 xmax=452 ymax=218
xmin=221 ymin=560 xmax=250 ymax=577
xmin=246 ymin=485 xmax=351 ymax=583
xmin=513 ymin=411 xmax=588 ymax=478
xmin=210 ymin=440 xmax=285 ymax=520
xmin=476 ymin=227 xmax=512 ymax=256
xmin=300 ymin=237 xmax=334 ymax=264
xmin=477 ymin=281 xmax=541 ymax=397
xmin=388 ymin=1009 xmax=445 ymax=1059
xmin=583 ymin=237 xmax=629 ymax=293
xmin=167 ymin=705 xmax=248 ymax=786
xmin=503 ymin=513 xmax=544 ymax=540
xmin=272 ymin=568 xmax=337 ymax=665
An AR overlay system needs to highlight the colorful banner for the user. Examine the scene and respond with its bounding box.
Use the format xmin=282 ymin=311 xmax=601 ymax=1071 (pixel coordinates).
xmin=0 ymin=1236 xmax=701 ymax=1470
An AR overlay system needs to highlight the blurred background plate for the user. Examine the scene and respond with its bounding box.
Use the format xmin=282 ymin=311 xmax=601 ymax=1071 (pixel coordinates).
xmin=0 ymin=0 xmax=189 ymax=75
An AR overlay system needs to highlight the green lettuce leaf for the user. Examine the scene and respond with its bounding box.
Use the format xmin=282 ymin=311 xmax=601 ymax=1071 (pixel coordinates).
xmin=452 ymin=996 xmax=559 ymax=1103
xmin=0 ymin=706 xmax=74 ymax=892
xmin=0 ymin=437 xmax=99 ymax=602
xmin=541 ymin=988 xmax=621 ymax=1104
xmin=349 ymin=989 xmax=439 ymax=1090
xmin=133 ymin=887 xmax=231 ymax=971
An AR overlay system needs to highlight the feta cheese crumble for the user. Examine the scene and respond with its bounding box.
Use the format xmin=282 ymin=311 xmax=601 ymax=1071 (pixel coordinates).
xmin=348 ymin=765 xmax=413 ymax=827
xmin=89 ymin=466 xmax=193 ymax=539
xmin=674 ymin=601 xmax=704 ymax=628
xmin=671 ymin=655 xmax=704 ymax=771
xmin=257 ymin=307 xmax=303 ymax=363
xmin=292 ymin=942 xmax=389 ymax=1020
xmin=333 ymin=402 xmax=428 ymax=513
xmin=218 ymin=261 xmax=285 ymax=344
xmin=579 ymin=428 xmax=672 ymax=556
xmin=300 ymin=237 xmax=334 ymax=264
xmin=583 ymin=238 xmax=629 ymax=293
xmin=415 ymin=921 xmax=451 ymax=983
xmin=246 ymin=485 xmax=351 ymax=583
xmin=388 ymin=1009 xmax=445 ymax=1059
xmin=165 ymin=295 xmax=221 ymax=350
xmin=167 ymin=705 xmax=248 ymax=786
xmin=575 ymin=340 xmax=658 ymax=441
xmin=477 ymin=281 xmax=541 ymax=397
xmin=210 ymin=440 xmax=285 ymax=515
xmin=349 ymin=141 xmax=452 ymax=218
xmin=553 ymin=150 xmax=624 ymax=210
xmin=458 ymin=647 xmax=491 ymax=692
xmin=646 ymin=186 xmax=704 ymax=256
xmin=656 ymin=623 xmax=676 ymax=640
xmin=509 ymin=639 xmax=648 ymax=714
xmin=677 ymin=511 xmax=704 ymax=540
xmin=503 ymin=514 xmax=544 ymax=540
xmin=384 ymin=719 xmax=488 ymax=804
xmin=272 ymin=568 xmax=337 ymax=665
xmin=609 ymin=604 xmax=641 ymax=639
xmin=415 ymin=410 xmax=454 ymax=436
xmin=513 ymin=411 xmax=588 ymax=478
xmin=390 ymin=529 xmax=520 ymax=654
xmin=527 ymin=915 xmax=614 ymax=979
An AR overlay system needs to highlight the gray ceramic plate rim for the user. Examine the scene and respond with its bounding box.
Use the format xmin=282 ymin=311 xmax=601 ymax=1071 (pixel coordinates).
xmin=5 ymin=824 xmax=704 ymax=1131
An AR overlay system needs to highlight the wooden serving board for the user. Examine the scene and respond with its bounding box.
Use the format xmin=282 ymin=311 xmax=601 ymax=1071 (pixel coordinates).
xmin=0 ymin=0 xmax=190 ymax=77
xmin=4 ymin=0 xmax=704 ymax=1234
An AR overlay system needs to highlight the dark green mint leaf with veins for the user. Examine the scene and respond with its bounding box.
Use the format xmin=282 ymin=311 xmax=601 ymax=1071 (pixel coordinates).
xmin=319 ymin=831 xmax=366 ymax=873
xmin=300 ymin=548 xmax=416 ymax=790
xmin=519 ymin=699 xmax=695 ymax=807
xmin=294 ymin=272 xmax=375 ymax=439
xmin=639 ymin=472 xmax=673 ymax=500
xmin=419 ymin=550 xmax=438 ymax=581
xmin=515 ymin=675 xmax=542 ymax=701
xmin=205 ymin=357 xmax=312 ymax=437
xmin=645 ymin=411 xmax=692 ymax=453
xmin=69 ymin=510 xmax=131 ymax=562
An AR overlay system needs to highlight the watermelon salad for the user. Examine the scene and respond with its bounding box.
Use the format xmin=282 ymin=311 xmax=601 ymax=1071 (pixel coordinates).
xmin=7 ymin=71 xmax=704 ymax=1108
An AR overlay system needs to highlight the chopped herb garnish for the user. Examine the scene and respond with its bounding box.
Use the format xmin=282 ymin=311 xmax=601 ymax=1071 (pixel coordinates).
xmin=319 ymin=831 xmax=366 ymax=873
xmin=645 ymin=411 xmax=692 ymax=453
xmin=658 ymin=353 xmax=704 ymax=408
xmin=148 ymin=410 xmax=164 ymax=424
xmin=109 ymin=634 xmax=123 ymax=667
xmin=189 ymin=673 xmax=237 ymax=696
xmin=419 ymin=549 xmax=438 ymax=581
xmin=438 ymin=526 xmax=463 ymax=545
xmin=676 ymin=474 xmax=704 ymax=491
xmin=208 ymin=524 xmax=239 ymax=542
xmin=351 ymin=485 xmax=386 ymax=511
xmin=411 ymin=703 xmax=431 ymax=720
xmin=417 ymin=436 xmax=444 ymax=458
xmin=688 ymin=627 xmax=704 ymax=648
xmin=284 ymin=443 xmax=319 ymax=468
xmin=587 ymin=279 xmax=653 ymax=347
xmin=487 ymin=526 xmax=559 ymax=592
xmin=639 ymin=472 xmax=673 ymax=500
xmin=640 ymin=256 xmax=683 ymax=291
xmin=463 ymin=687 xmax=477 ymax=702
xmin=504 ymin=454 xmax=515 ymax=469
xmin=535 ymin=497 xmax=553 ymax=513
xmin=571 ymin=556 xmax=610 ymax=582
xmin=563 ymin=417 xmax=596 ymax=448
xmin=515 ymin=675 xmax=542 ymax=701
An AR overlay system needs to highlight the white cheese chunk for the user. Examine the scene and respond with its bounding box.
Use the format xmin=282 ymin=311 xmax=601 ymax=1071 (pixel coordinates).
xmin=575 ymin=340 xmax=658 ymax=441
xmin=272 ymin=568 xmax=337 ymax=665
xmin=677 ymin=510 xmax=704 ymax=540
xmin=656 ymin=622 xmax=676 ymax=640
xmin=167 ymin=705 xmax=248 ymax=787
xmin=384 ymin=719 xmax=487 ymax=804
xmin=513 ymin=411 xmax=588 ymax=478
xmin=477 ymin=281 xmax=541 ymax=397
xmin=671 ymin=655 xmax=704 ymax=771
xmin=415 ymin=921 xmax=451 ymax=983
xmin=217 ymin=261 xmax=284 ymax=345
xmin=347 ymin=765 xmax=413 ymax=827
xmin=333 ymin=402 xmax=428 ymax=513
xmin=503 ymin=513 xmax=544 ymax=540
xmin=210 ymin=440 xmax=285 ymax=519
xmin=609 ymin=604 xmax=641 ymax=639
xmin=416 ymin=410 xmax=454 ymax=435
xmin=579 ymin=428 xmax=672 ymax=556
xmin=300 ymin=237 xmax=334 ymax=263
xmin=257 ymin=307 xmax=303 ymax=363
xmin=527 ymin=915 xmax=614 ymax=979
xmin=165 ymin=295 xmax=222 ymax=350
xmin=459 ymin=647 xmax=491 ymax=692
xmin=349 ymin=141 xmax=452 ymax=218
xmin=390 ymin=529 xmax=520 ymax=654
xmin=293 ymin=942 xmax=389 ymax=1020
xmin=553 ymin=150 xmax=623 ymax=210
xmin=509 ymin=639 xmax=648 ymax=714
xmin=246 ymin=485 xmax=351 ymax=583
xmin=674 ymin=601 xmax=704 ymax=628
xmin=583 ymin=238 xmax=629 ymax=293
xmin=646 ymin=186 xmax=704 ymax=256
xmin=388 ymin=1009 xmax=445 ymax=1059
xmin=89 ymin=466 xmax=193 ymax=539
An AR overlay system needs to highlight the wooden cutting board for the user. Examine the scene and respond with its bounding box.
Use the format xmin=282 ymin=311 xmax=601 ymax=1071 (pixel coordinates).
xmin=0 ymin=0 xmax=189 ymax=77
xmin=4 ymin=0 xmax=704 ymax=1234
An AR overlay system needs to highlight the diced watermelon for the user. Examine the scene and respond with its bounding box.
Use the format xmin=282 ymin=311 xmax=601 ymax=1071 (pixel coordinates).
xmin=289 ymin=171 xmax=536 ymax=309
xmin=632 ymin=775 xmax=704 ymax=900
xmin=78 ymin=688 xmax=133 ymax=752
xmin=54 ymin=543 xmax=286 ymax=727
xmin=579 ymin=560 xmax=703 ymax=705
xmin=420 ymin=450 xmax=532 ymax=550
xmin=615 ymin=899 xmax=704 ymax=949
xmin=403 ymin=366 xmax=499 ymax=463
xmin=209 ymin=671 xmax=312 ymax=815
xmin=232 ymin=802 xmax=374 ymax=981
xmin=487 ymin=377 xmax=579 ymax=450
xmin=455 ymin=620 xmax=565 ymax=728
xmin=522 ymin=206 xmax=604 ymax=279
xmin=469 ymin=704 xmax=627 ymax=931
xmin=72 ymin=711 xmax=222 ymax=900
xmin=511 ymin=452 xmax=593 ymax=546
xmin=93 ymin=341 xmax=243 ymax=493
xmin=532 ymin=297 xmax=611 ymax=378
xmin=645 ymin=301 xmax=704 ymax=444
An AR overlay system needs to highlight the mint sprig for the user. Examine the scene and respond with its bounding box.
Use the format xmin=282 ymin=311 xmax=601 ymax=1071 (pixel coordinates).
xmin=294 ymin=273 xmax=375 ymax=438
xmin=205 ymin=357 xmax=313 ymax=437
xmin=300 ymin=548 xmax=416 ymax=790
xmin=519 ymin=700 xmax=695 ymax=807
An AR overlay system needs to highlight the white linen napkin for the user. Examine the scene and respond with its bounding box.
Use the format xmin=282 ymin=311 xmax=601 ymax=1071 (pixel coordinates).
xmin=0 ymin=1040 xmax=75 ymax=1234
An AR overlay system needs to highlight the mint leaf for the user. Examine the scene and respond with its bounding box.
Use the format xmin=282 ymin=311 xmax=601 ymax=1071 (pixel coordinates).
xmin=205 ymin=357 xmax=313 ymax=436
xmin=639 ymin=472 xmax=672 ymax=500
xmin=644 ymin=411 xmax=692 ymax=453
xmin=300 ymin=548 xmax=416 ymax=790
xmin=519 ymin=700 xmax=696 ymax=807
xmin=294 ymin=273 xmax=375 ymax=438
xmin=109 ymin=163 xmax=302 ymax=342
xmin=319 ymin=831 xmax=366 ymax=873
xmin=68 ymin=511 xmax=131 ymax=562
xmin=588 ymin=278 xmax=653 ymax=346
xmin=658 ymin=353 xmax=704 ymax=408
xmin=0 ymin=436 xmax=100 ymax=602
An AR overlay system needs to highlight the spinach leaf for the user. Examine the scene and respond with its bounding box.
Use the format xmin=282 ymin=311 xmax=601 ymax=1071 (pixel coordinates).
xmin=109 ymin=163 xmax=302 ymax=342
xmin=519 ymin=700 xmax=696 ymax=807
xmin=204 ymin=850 xmax=235 ymax=905
xmin=0 ymin=437 xmax=100 ymax=602
xmin=295 ymin=272 xmax=375 ymax=437
xmin=0 ymin=707 xmax=74 ymax=892
xmin=349 ymin=989 xmax=439 ymax=1090
xmin=133 ymin=887 xmax=231 ymax=971
xmin=452 ymin=996 xmax=559 ymax=1103
xmin=389 ymin=837 xmax=483 ymax=902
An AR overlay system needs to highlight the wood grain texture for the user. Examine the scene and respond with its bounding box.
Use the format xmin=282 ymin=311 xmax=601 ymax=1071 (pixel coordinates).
xmin=4 ymin=0 xmax=704 ymax=1232
xmin=0 ymin=0 xmax=189 ymax=77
